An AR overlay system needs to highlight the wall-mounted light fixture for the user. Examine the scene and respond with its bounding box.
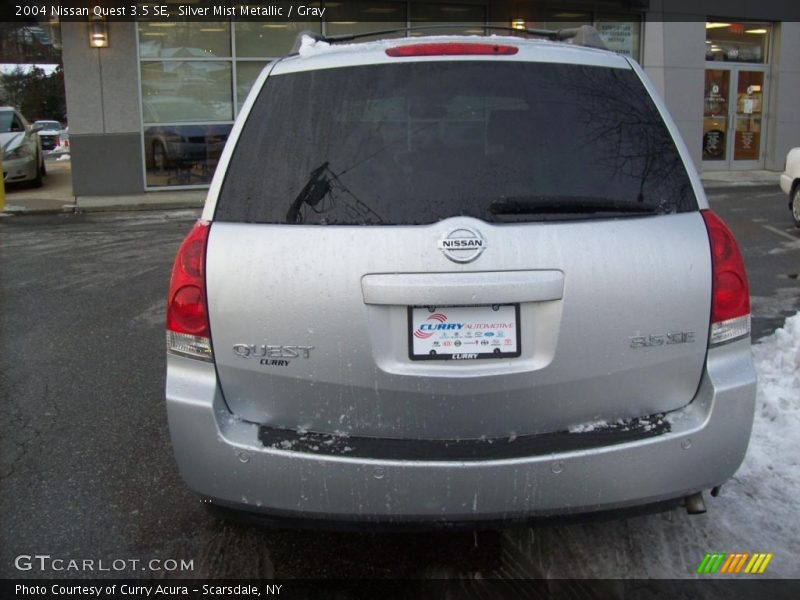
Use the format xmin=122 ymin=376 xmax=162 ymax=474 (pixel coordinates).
xmin=511 ymin=18 xmax=526 ymax=30
xmin=88 ymin=17 xmax=109 ymax=48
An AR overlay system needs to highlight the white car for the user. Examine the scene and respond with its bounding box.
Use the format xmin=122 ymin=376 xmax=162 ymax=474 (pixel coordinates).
xmin=1 ymin=106 xmax=45 ymax=187
xmin=780 ymin=147 xmax=800 ymax=227
xmin=33 ymin=120 xmax=63 ymax=155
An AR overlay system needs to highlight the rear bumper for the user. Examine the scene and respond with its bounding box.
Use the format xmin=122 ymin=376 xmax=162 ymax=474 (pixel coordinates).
xmin=166 ymin=340 xmax=756 ymax=522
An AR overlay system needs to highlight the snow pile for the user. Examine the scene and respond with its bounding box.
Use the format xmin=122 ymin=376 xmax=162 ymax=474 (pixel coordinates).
xmin=568 ymin=414 xmax=667 ymax=433
xmin=569 ymin=419 xmax=608 ymax=433
xmin=298 ymin=34 xmax=331 ymax=57
xmin=739 ymin=312 xmax=800 ymax=481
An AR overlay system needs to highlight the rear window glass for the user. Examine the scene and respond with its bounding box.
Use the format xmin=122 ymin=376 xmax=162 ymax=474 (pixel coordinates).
xmin=216 ymin=61 xmax=697 ymax=225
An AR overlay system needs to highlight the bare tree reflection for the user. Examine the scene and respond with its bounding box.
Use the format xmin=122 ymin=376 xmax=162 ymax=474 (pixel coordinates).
xmin=560 ymin=66 xmax=693 ymax=212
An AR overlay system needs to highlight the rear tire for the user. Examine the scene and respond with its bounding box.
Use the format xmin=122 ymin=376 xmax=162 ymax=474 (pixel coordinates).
xmin=792 ymin=182 xmax=800 ymax=228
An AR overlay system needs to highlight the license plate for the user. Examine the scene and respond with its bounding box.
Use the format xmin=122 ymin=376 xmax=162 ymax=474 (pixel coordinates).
xmin=408 ymin=304 xmax=521 ymax=361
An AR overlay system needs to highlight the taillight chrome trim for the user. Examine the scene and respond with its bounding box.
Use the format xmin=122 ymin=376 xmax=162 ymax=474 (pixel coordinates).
xmin=167 ymin=331 xmax=213 ymax=362
xmin=710 ymin=315 xmax=751 ymax=346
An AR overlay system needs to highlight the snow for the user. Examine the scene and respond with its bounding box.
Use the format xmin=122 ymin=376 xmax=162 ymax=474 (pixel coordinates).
xmin=737 ymin=311 xmax=800 ymax=492
xmin=569 ymin=414 xmax=667 ymax=433
xmin=569 ymin=419 xmax=608 ymax=433
xmin=297 ymin=35 xmax=333 ymax=57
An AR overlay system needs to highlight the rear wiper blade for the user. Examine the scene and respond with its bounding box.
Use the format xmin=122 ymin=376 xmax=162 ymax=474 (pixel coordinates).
xmin=285 ymin=161 xmax=332 ymax=224
xmin=489 ymin=196 xmax=658 ymax=215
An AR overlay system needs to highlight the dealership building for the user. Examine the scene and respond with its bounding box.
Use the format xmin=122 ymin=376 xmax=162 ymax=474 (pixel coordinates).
xmin=54 ymin=0 xmax=800 ymax=198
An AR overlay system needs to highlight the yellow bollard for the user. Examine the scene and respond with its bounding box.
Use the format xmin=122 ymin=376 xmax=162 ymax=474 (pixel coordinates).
xmin=0 ymin=155 xmax=5 ymax=212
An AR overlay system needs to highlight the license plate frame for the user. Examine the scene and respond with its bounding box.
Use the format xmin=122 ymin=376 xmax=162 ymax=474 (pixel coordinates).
xmin=408 ymin=304 xmax=521 ymax=361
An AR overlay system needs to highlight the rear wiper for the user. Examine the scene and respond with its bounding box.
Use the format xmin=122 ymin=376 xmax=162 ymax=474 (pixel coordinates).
xmin=285 ymin=161 xmax=332 ymax=224
xmin=284 ymin=161 xmax=385 ymax=225
xmin=489 ymin=196 xmax=658 ymax=216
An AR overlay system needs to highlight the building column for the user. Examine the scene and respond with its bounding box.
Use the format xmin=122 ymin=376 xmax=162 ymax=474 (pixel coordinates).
xmin=641 ymin=19 xmax=706 ymax=172
xmin=61 ymin=21 xmax=144 ymax=195
xmin=765 ymin=21 xmax=800 ymax=171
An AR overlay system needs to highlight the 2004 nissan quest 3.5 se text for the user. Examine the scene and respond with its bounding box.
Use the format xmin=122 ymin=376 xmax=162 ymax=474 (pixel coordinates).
xmin=165 ymin=27 xmax=756 ymax=525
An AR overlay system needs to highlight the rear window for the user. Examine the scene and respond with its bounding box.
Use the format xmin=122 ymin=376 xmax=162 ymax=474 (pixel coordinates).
xmin=216 ymin=61 xmax=697 ymax=225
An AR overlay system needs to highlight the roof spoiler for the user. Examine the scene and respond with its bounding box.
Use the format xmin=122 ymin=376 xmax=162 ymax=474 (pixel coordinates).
xmin=289 ymin=24 xmax=608 ymax=54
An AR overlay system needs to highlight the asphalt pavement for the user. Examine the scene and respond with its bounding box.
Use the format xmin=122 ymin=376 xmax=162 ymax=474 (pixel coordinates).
xmin=0 ymin=188 xmax=798 ymax=580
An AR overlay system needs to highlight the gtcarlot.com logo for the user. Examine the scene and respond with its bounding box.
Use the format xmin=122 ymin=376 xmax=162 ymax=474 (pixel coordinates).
xmin=696 ymin=552 xmax=773 ymax=574
xmin=14 ymin=554 xmax=194 ymax=573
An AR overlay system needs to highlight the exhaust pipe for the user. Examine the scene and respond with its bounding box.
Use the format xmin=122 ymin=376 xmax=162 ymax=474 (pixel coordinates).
xmin=684 ymin=492 xmax=707 ymax=515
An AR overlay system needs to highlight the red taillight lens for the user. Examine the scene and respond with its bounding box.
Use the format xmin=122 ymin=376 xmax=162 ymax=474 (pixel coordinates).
xmin=702 ymin=210 xmax=750 ymax=344
xmin=169 ymin=285 xmax=206 ymax=334
xmin=167 ymin=221 xmax=211 ymax=339
xmin=386 ymin=43 xmax=518 ymax=57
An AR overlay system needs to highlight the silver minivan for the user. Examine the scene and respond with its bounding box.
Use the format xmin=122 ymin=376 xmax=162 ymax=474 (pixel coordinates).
xmin=165 ymin=29 xmax=756 ymax=524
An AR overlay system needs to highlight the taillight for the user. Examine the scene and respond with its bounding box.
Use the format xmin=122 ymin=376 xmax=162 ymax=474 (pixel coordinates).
xmin=385 ymin=43 xmax=518 ymax=57
xmin=166 ymin=220 xmax=213 ymax=361
xmin=701 ymin=210 xmax=750 ymax=345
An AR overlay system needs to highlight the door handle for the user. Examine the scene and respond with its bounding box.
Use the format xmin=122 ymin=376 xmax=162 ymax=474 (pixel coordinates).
xmin=361 ymin=271 xmax=565 ymax=305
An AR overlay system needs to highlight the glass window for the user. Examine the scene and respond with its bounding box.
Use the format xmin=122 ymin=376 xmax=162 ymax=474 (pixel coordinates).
xmin=702 ymin=69 xmax=730 ymax=160
xmin=410 ymin=3 xmax=487 ymax=35
xmin=545 ymin=10 xmax=641 ymax=59
xmin=1 ymin=111 xmax=27 ymax=132
xmin=733 ymin=71 xmax=764 ymax=161
xmin=705 ymin=22 xmax=771 ymax=63
xmin=141 ymin=61 xmax=233 ymax=122
xmin=216 ymin=62 xmax=696 ymax=225
xmin=234 ymin=21 xmax=320 ymax=58
xmin=138 ymin=21 xmax=231 ymax=58
xmin=236 ymin=61 xmax=269 ymax=111
xmin=144 ymin=123 xmax=232 ymax=187
xmin=325 ymin=1 xmax=407 ymax=39
xmin=544 ymin=10 xmax=592 ymax=31
xmin=595 ymin=15 xmax=641 ymax=59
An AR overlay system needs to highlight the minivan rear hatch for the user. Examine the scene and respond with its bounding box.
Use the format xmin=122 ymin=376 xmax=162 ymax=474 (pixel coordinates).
xmin=205 ymin=56 xmax=709 ymax=440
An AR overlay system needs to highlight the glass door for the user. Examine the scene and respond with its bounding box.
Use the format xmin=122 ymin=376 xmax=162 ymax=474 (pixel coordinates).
xmin=702 ymin=67 xmax=767 ymax=170
xmin=731 ymin=70 xmax=765 ymax=169
xmin=702 ymin=69 xmax=730 ymax=165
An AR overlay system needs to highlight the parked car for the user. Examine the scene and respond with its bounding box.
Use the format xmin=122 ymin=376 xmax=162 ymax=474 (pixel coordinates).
xmin=32 ymin=120 xmax=62 ymax=154
xmin=143 ymin=98 xmax=229 ymax=182
xmin=780 ymin=147 xmax=800 ymax=227
xmin=165 ymin=28 xmax=756 ymax=525
xmin=1 ymin=106 xmax=44 ymax=187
